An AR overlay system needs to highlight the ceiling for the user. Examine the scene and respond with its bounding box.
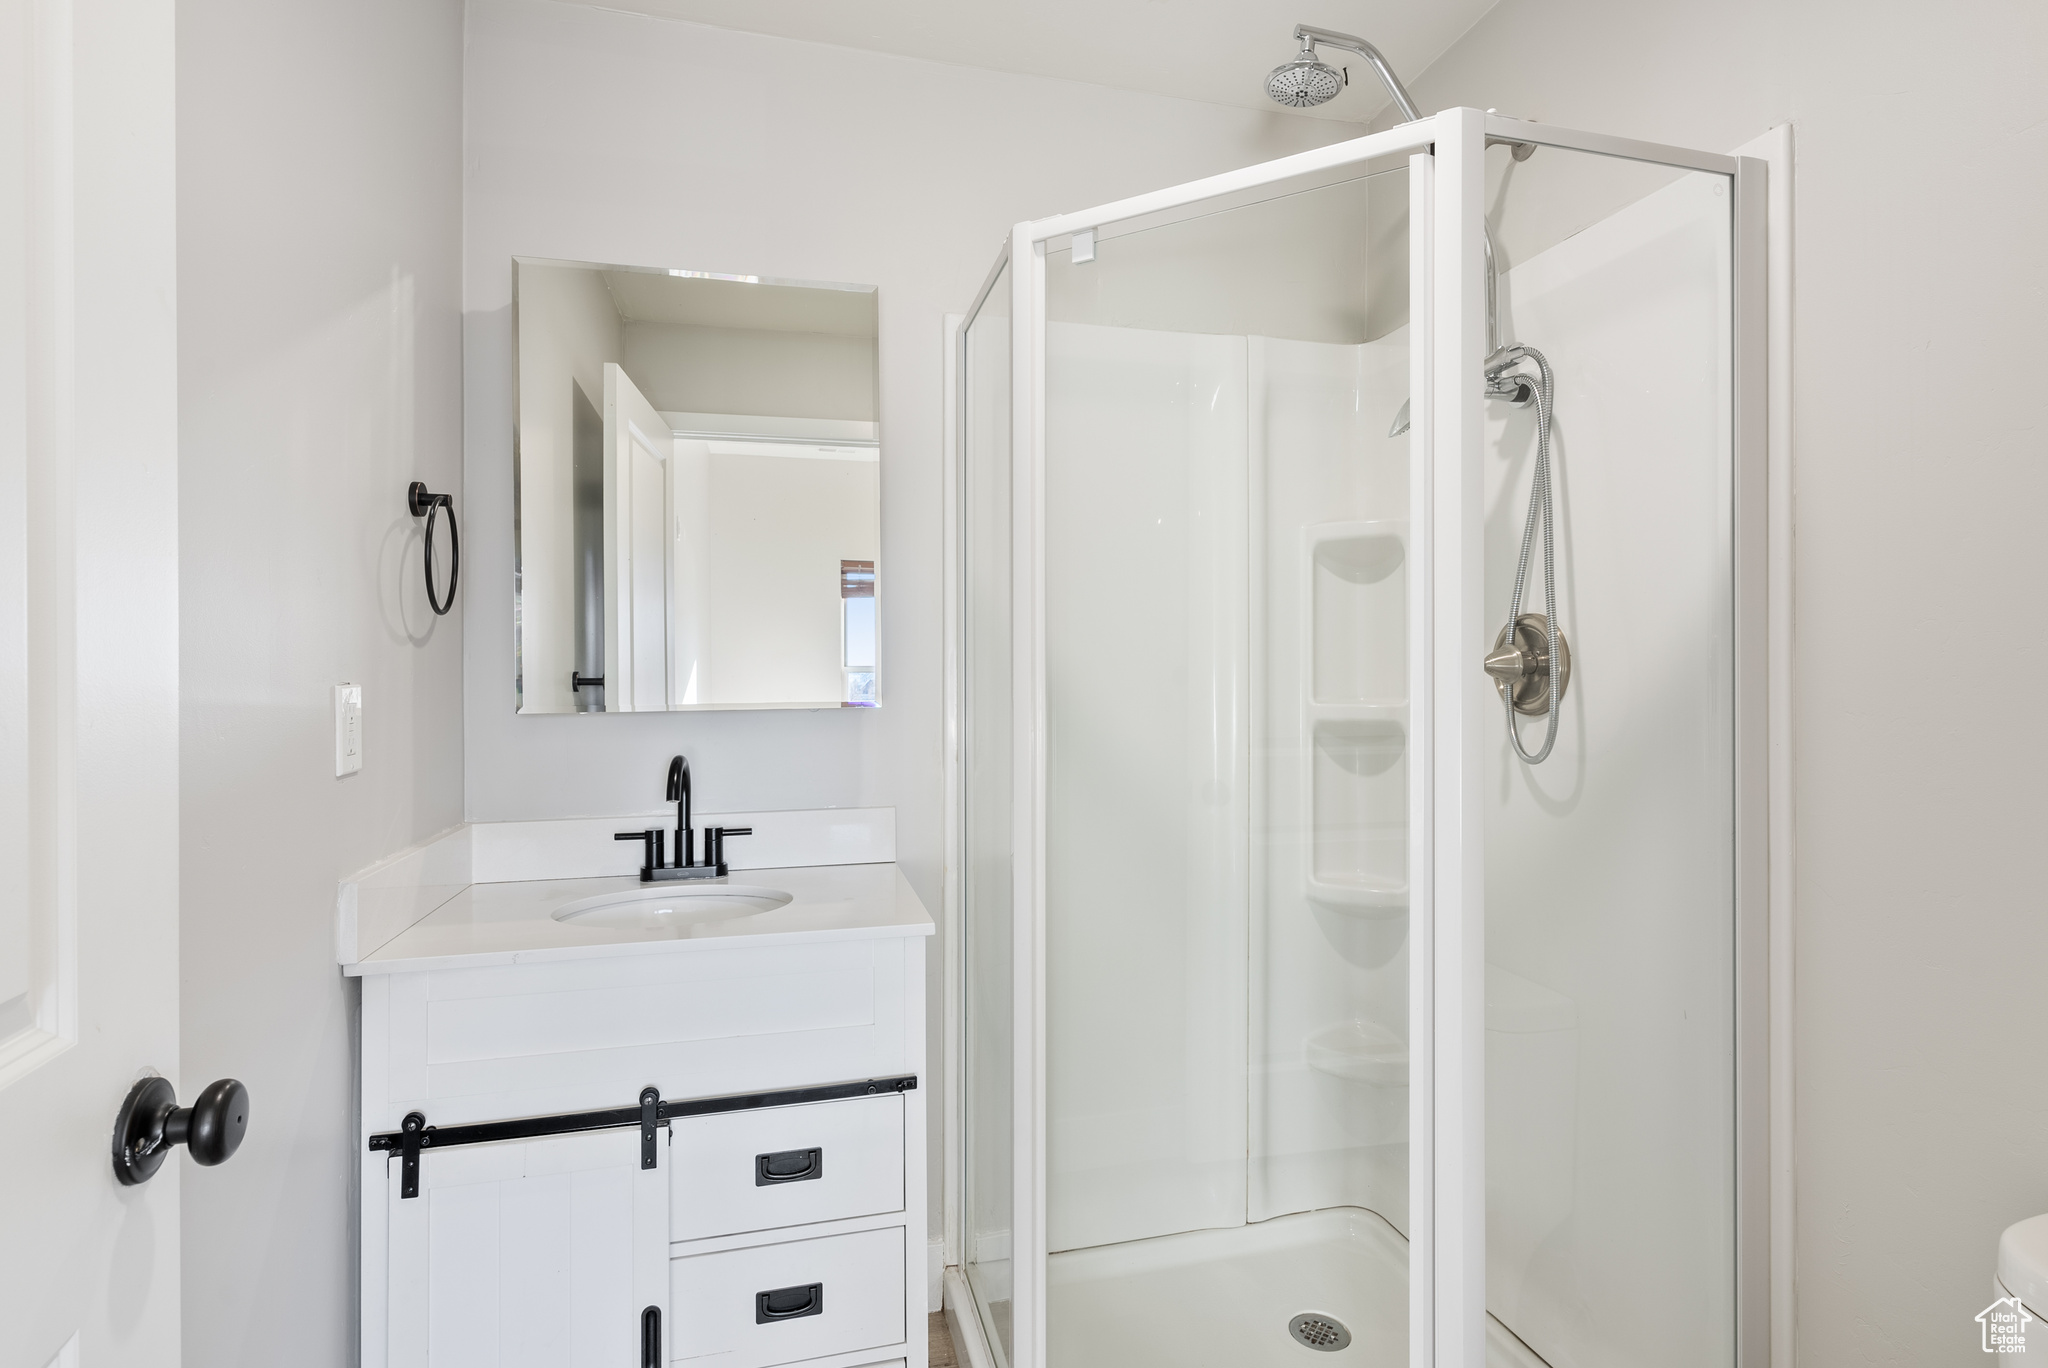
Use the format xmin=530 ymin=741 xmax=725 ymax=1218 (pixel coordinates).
xmin=592 ymin=0 xmax=1501 ymax=122
xmin=601 ymin=269 xmax=878 ymax=336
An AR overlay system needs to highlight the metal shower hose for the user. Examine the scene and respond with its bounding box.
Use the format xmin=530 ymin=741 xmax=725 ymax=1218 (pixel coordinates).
xmin=1491 ymin=344 xmax=1560 ymax=764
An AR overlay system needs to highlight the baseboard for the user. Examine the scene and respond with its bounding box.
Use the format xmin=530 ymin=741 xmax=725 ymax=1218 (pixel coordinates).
xmin=928 ymin=1240 xmax=945 ymax=1313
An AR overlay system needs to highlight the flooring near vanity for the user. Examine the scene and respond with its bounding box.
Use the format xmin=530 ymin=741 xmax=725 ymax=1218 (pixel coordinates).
xmin=929 ymin=1313 xmax=960 ymax=1368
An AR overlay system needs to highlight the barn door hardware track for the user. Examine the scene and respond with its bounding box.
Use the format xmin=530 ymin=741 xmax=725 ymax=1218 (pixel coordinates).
xmin=368 ymin=1074 xmax=917 ymax=1198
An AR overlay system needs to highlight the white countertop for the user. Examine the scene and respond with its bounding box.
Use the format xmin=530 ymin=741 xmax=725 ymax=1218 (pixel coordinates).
xmin=342 ymin=861 xmax=933 ymax=976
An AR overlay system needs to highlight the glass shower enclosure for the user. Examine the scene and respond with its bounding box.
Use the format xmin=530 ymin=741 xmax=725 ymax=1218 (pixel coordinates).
xmin=954 ymin=108 xmax=1769 ymax=1368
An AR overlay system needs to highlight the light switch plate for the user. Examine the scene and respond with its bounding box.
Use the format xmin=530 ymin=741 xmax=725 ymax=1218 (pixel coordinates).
xmin=334 ymin=684 xmax=362 ymax=776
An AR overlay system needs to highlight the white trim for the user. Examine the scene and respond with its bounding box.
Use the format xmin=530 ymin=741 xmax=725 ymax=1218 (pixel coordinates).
xmin=941 ymin=311 xmax=965 ymax=1274
xmin=700 ymin=440 xmax=876 ymax=462
xmin=1429 ymin=106 xmax=1490 ymax=1368
xmin=0 ymin=0 xmax=80 ymax=1094
xmin=659 ymin=411 xmax=879 ymax=445
xmin=1481 ymin=113 xmax=1741 ymax=175
xmin=511 ymin=254 xmax=875 ymax=296
xmin=1731 ymin=121 xmax=1797 ymax=1368
xmin=1018 ymin=122 xmax=1437 ymax=244
xmin=1007 ymin=222 xmax=1048 ymax=1368
xmin=1732 ymin=148 xmax=1775 ymax=1368
xmin=1406 ymin=144 xmax=1438 ymax=1368
xmin=1409 ymin=147 xmax=1441 ymax=1368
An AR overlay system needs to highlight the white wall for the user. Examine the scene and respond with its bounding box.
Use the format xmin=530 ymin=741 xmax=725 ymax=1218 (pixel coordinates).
xmin=177 ymin=2 xmax=466 ymax=1365
xmin=464 ymin=0 xmax=1363 ymax=1251
xmin=1403 ymin=1 xmax=2048 ymax=1360
xmin=702 ymin=451 xmax=879 ymax=705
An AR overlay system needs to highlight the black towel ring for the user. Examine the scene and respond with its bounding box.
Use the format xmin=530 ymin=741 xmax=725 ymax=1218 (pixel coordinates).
xmin=407 ymin=481 xmax=459 ymax=616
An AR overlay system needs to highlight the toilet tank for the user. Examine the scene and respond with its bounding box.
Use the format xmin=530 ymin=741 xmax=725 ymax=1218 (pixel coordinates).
xmin=1485 ymin=964 xmax=1579 ymax=1330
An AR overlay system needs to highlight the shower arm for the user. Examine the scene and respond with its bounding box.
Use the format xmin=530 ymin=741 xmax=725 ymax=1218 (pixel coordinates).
xmin=1292 ymin=25 xmax=1421 ymax=122
xmin=1292 ymin=24 xmax=1525 ymax=360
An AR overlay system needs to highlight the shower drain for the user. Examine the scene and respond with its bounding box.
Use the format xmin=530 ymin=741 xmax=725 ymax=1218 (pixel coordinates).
xmin=1288 ymin=1312 xmax=1352 ymax=1352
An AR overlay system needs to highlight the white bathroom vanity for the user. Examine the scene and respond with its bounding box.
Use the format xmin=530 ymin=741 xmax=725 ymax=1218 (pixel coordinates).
xmin=340 ymin=808 xmax=930 ymax=1368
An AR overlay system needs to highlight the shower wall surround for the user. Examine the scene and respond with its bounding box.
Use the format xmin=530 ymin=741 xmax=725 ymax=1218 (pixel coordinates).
xmin=1040 ymin=320 xmax=1415 ymax=1255
xmin=1477 ymin=160 xmax=1737 ymax=1368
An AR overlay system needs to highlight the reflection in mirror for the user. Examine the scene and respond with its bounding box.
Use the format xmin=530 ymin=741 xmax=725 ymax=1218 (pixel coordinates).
xmin=513 ymin=259 xmax=880 ymax=713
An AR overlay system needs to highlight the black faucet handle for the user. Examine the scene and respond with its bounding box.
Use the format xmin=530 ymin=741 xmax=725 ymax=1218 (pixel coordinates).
xmin=705 ymin=826 xmax=754 ymax=873
xmin=614 ymin=829 xmax=662 ymax=879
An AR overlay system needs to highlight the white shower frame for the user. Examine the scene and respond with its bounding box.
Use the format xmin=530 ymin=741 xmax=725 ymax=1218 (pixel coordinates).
xmin=946 ymin=106 xmax=1774 ymax=1368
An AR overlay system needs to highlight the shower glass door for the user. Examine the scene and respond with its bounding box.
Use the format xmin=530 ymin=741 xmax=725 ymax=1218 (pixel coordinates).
xmin=1472 ymin=137 xmax=1747 ymax=1368
xmin=960 ymin=117 xmax=1440 ymax=1368
xmin=962 ymin=256 xmax=1015 ymax=1366
xmin=957 ymin=108 xmax=1768 ymax=1368
xmin=1035 ymin=154 xmax=1419 ymax=1368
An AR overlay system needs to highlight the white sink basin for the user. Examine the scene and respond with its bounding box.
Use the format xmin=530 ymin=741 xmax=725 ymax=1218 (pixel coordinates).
xmin=551 ymin=882 xmax=793 ymax=930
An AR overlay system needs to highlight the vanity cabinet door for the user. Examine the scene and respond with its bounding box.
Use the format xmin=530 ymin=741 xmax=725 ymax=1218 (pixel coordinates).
xmin=384 ymin=1127 xmax=669 ymax=1368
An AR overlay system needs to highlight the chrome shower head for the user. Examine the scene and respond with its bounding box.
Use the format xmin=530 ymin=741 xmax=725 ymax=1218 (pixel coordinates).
xmin=1268 ymin=26 xmax=1426 ymax=122
xmin=1265 ymin=45 xmax=1346 ymax=108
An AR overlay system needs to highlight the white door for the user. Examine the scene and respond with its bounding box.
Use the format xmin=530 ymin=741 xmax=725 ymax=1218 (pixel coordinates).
xmin=602 ymin=362 xmax=671 ymax=711
xmin=0 ymin=1 xmax=183 ymax=1365
xmin=384 ymin=1126 xmax=671 ymax=1368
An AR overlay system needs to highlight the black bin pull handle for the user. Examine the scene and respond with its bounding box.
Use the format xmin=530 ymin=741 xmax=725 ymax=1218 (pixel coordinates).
xmin=641 ymin=1305 xmax=661 ymax=1367
xmin=755 ymin=1283 xmax=824 ymax=1323
xmin=755 ymin=1146 xmax=822 ymax=1186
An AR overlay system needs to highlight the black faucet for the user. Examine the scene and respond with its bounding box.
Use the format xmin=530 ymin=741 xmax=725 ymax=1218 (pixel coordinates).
xmin=667 ymin=755 xmax=693 ymax=868
xmin=616 ymin=754 xmax=730 ymax=882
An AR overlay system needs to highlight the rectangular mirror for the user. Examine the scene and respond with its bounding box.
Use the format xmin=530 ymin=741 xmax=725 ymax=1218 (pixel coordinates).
xmin=513 ymin=258 xmax=880 ymax=713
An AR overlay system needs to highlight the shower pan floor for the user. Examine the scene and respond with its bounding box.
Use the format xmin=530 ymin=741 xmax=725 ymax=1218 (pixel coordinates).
xmin=1046 ymin=1207 xmax=1544 ymax=1368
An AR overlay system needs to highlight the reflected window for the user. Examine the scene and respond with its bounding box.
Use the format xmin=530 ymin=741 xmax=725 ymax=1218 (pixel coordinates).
xmin=842 ymin=560 xmax=876 ymax=705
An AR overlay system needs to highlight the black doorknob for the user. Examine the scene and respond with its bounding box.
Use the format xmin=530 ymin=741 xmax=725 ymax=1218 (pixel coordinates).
xmin=112 ymin=1076 xmax=250 ymax=1185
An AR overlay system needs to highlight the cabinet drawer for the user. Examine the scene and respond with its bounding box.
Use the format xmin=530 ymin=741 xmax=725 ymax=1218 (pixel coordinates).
xmin=669 ymin=1225 xmax=905 ymax=1368
xmin=671 ymin=1095 xmax=904 ymax=1242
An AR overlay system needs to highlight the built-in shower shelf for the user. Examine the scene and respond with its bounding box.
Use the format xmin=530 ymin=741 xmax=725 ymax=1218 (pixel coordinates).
xmin=1304 ymin=876 xmax=1407 ymax=917
xmin=1302 ymin=519 xmax=1409 ymax=921
xmin=1304 ymin=519 xmax=1406 ymax=708
xmin=1305 ymin=1020 xmax=1408 ymax=1087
